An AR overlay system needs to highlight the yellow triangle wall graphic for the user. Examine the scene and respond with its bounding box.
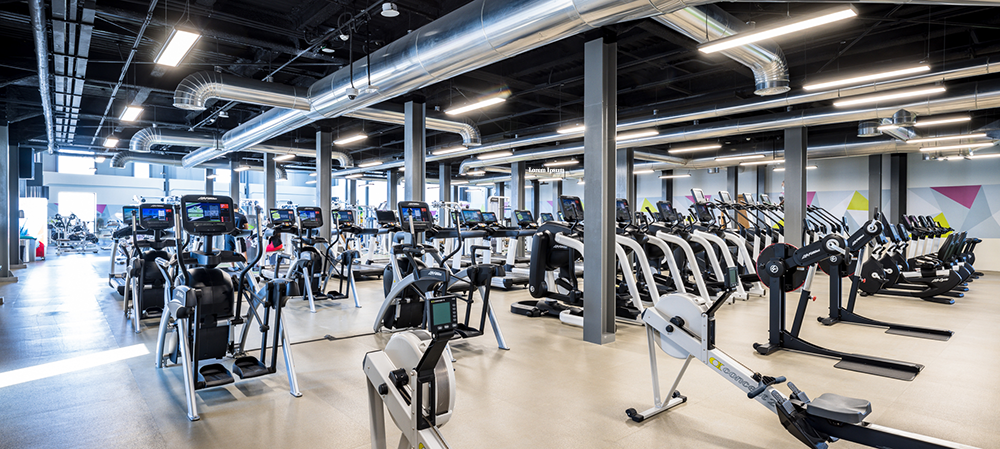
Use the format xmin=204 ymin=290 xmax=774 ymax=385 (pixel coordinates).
xmin=641 ymin=199 xmax=656 ymax=214
xmin=933 ymin=213 xmax=953 ymax=236
xmin=847 ymin=191 xmax=868 ymax=211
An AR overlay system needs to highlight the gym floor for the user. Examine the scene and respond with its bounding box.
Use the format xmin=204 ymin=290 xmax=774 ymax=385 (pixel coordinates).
xmin=0 ymin=253 xmax=996 ymax=449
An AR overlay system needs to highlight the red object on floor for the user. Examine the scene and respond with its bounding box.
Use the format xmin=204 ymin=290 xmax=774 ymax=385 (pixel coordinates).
xmin=266 ymin=243 xmax=282 ymax=252
xmin=36 ymin=241 xmax=44 ymax=257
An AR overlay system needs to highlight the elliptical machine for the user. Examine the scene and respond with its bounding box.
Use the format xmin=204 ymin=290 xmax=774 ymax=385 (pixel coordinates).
xmin=124 ymin=203 xmax=175 ymax=333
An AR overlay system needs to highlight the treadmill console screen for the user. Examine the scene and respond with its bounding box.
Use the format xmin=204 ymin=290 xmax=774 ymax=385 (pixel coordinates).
xmin=615 ymin=198 xmax=631 ymax=223
xmin=514 ymin=210 xmax=534 ymax=226
xmin=539 ymin=212 xmax=554 ymax=222
xmin=297 ymin=207 xmax=323 ymax=229
xmin=482 ymin=212 xmax=499 ymax=225
xmin=560 ymin=196 xmax=584 ymax=222
xmin=428 ymin=297 xmax=457 ymax=334
xmin=760 ymin=194 xmax=772 ymax=205
xmin=694 ymin=203 xmax=714 ymax=223
xmin=376 ymin=210 xmax=398 ymax=225
xmin=334 ymin=209 xmax=355 ymax=224
xmin=139 ymin=204 xmax=175 ymax=230
xmin=657 ymin=201 xmax=679 ymax=223
xmin=691 ymin=188 xmax=707 ymax=205
xmin=181 ymin=195 xmax=235 ymax=235
xmin=270 ymin=209 xmax=295 ymax=226
xmin=461 ymin=209 xmax=484 ymax=225
xmin=719 ymin=191 xmax=733 ymax=203
xmin=741 ymin=193 xmax=756 ymax=204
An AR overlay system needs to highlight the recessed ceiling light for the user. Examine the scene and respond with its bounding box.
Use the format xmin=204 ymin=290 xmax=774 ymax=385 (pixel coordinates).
xmin=380 ymin=2 xmax=399 ymax=17
xmin=154 ymin=28 xmax=201 ymax=67
xmin=119 ymin=106 xmax=143 ymax=122
xmin=103 ymin=136 xmax=119 ymax=148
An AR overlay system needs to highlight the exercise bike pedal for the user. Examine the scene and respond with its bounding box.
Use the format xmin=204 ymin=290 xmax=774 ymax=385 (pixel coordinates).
xmin=232 ymin=356 xmax=269 ymax=379
xmin=197 ymin=364 xmax=235 ymax=389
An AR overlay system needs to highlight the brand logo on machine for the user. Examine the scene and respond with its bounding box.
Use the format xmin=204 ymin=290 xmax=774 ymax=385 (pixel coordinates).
xmin=427 ymin=270 xmax=446 ymax=279
xmin=709 ymin=357 xmax=724 ymax=371
xmin=710 ymin=357 xmax=754 ymax=390
xmin=931 ymin=277 xmax=950 ymax=283
xmin=802 ymin=249 xmax=820 ymax=259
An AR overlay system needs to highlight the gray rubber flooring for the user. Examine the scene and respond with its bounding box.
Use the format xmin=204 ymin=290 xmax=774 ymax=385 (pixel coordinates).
xmin=0 ymin=252 xmax=996 ymax=448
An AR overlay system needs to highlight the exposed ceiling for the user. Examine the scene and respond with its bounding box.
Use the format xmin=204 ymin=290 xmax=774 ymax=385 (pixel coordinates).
xmin=3 ymin=0 xmax=1000 ymax=178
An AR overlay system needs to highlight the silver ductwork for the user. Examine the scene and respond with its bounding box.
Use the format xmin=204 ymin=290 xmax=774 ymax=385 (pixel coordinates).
xmin=252 ymin=144 xmax=355 ymax=168
xmin=858 ymin=120 xmax=882 ymax=138
xmin=111 ymin=151 xmax=230 ymax=169
xmin=654 ymin=5 xmax=789 ymax=95
xmin=173 ymin=71 xmax=481 ymax=146
xmin=129 ymin=127 xmax=221 ymax=153
xmin=27 ymin=0 xmax=55 ymax=153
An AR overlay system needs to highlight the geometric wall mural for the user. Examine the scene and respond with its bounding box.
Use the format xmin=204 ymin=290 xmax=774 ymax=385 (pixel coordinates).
xmin=912 ymin=184 xmax=1000 ymax=238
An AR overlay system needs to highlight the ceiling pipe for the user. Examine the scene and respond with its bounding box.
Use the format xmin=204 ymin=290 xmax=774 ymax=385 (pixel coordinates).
xmin=126 ymin=127 xmax=354 ymax=167
xmin=173 ymin=71 xmax=481 ymax=146
xmin=252 ymin=144 xmax=354 ymax=168
xmin=27 ymin=0 xmax=56 ymax=153
xmin=654 ymin=5 xmax=789 ymax=96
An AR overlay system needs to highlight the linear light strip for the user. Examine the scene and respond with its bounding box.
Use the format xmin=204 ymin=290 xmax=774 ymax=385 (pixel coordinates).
xmin=803 ymin=66 xmax=930 ymax=91
xmin=700 ymin=7 xmax=857 ymax=54
xmin=834 ymin=86 xmax=945 ymax=107
xmin=906 ymin=133 xmax=987 ymax=144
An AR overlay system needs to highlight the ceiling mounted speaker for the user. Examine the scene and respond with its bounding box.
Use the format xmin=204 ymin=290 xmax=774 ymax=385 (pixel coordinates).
xmin=381 ymin=3 xmax=399 ymax=17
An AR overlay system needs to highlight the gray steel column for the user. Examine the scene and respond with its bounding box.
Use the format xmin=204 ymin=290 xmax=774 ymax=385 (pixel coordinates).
xmin=531 ymin=180 xmax=540 ymax=215
xmin=205 ymin=168 xmax=214 ymax=195
xmin=348 ymin=180 xmax=358 ymax=205
xmin=756 ymin=165 xmax=767 ymax=223
xmin=784 ymin=127 xmax=808 ymax=248
xmin=661 ymin=170 xmax=673 ymax=204
xmin=582 ymin=33 xmax=617 ymax=345
xmin=264 ymin=153 xmax=276 ymax=209
xmin=404 ymin=101 xmax=426 ymax=201
xmin=511 ymin=162 xmax=526 ymax=212
xmin=616 ymin=147 xmax=635 ymax=208
xmin=317 ymin=128 xmax=333 ymax=238
xmin=439 ymin=163 xmax=451 ymax=222
xmin=388 ymin=169 xmax=400 ymax=207
xmin=229 ymin=159 xmax=240 ymax=205
xmin=869 ymin=154 xmax=882 ymax=221
xmin=890 ymin=153 xmax=907 ymax=223
xmin=551 ymin=180 xmax=563 ymax=209
xmin=727 ymin=166 xmax=739 ymax=197
xmin=494 ymin=182 xmax=505 ymax=198
xmin=0 ymin=126 xmax=15 ymax=281
xmin=9 ymin=139 xmax=21 ymax=266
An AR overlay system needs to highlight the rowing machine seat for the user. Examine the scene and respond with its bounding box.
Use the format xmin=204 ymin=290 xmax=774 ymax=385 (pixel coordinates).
xmin=806 ymin=393 xmax=872 ymax=424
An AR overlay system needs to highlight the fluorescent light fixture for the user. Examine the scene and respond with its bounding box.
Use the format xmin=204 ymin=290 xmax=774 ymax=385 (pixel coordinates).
xmin=914 ymin=116 xmax=970 ymax=127
xmin=543 ymin=160 xmax=578 ymax=167
xmin=119 ymin=106 xmax=144 ymax=122
xmin=715 ymin=154 xmax=765 ymax=162
xmin=906 ymin=133 xmax=988 ymax=144
xmin=833 ymin=86 xmax=946 ymax=107
xmin=335 ymin=134 xmax=368 ymax=145
xmin=94 ymin=156 xmax=106 ymax=163
xmin=309 ymin=172 xmax=317 ymax=177
xmin=919 ymin=142 xmax=997 ymax=152
xmin=451 ymin=180 xmax=469 ymax=185
xmin=659 ymin=173 xmax=692 ymax=179
xmin=154 ymin=28 xmax=201 ymax=67
xmin=539 ymin=177 xmax=563 ymax=182
xmin=381 ymin=2 xmax=400 ymax=18
xmin=668 ymin=144 xmax=721 ymax=154
xmin=968 ymin=153 xmax=1000 ymax=160
xmin=432 ymin=145 xmax=466 ymax=155
xmin=306 ymin=179 xmax=317 ymax=184
xmin=0 ymin=343 xmax=148 ymax=389
xmin=445 ymin=97 xmax=506 ymax=115
xmin=58 ymin=149 xmax=95 ymax=156
xmin=358 ymin=160 xmax=384 ymax=168
xmin=774 ymin=165 xmax=818 ymax=172
xmin=103 ymin=137 xmax=119 ymax=148
xmin=466 ymin=170 xmax=487 ymax=176
xmin=233 ymin=165 xmax=251 ymax=172
xmin=700 ymin=6 xmax=857 ymax=54
xmin=803 ymin=66 xmax=930 ymax=91
xmin=346 ymin=173 xmax=364 ymax=179
xmin=557 ymin=125 xmax=585 ymax=134
xmin=616 ymin=129 xmax=659 ymax=141
xmin=477 ymin=150 xmax=513 ymax=160
xmin=273 ymin=154 xmax=296 ymax=162
xmin=476 ymin=182 xmax=494 ymax=186
xmin=206 ymin=174 xmax=218 ymax=179
xmin=633 ymin=169 xmax=655 ymax=175
xmin=740 ymin=159 xmax=784 ymax=166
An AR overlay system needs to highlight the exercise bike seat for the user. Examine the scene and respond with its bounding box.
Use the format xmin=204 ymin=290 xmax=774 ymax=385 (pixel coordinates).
xmin=806 ymin=393 xmax=872 ymax=424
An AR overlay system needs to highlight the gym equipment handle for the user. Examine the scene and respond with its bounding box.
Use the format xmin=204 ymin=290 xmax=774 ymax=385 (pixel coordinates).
xmin=748 ymin=376 xmax=786 ymax=399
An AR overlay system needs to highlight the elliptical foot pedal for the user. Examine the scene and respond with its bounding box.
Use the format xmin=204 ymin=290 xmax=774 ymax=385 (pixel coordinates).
xmin=455 ymin=325 xmax=483 ymax=338
xmin=232 ymin=356 xmax=269 ymax=379
xmin=511 ymin=301 xmax=543 ymax=317
xmin=197 ymin=364 xmax=235 ymax=388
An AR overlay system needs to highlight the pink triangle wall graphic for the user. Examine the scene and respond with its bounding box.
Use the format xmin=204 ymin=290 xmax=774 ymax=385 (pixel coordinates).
xmin=931 ymin=185 xmax=981 ymax=209
xmin=807 ymin=191 xmax=816 ymax=206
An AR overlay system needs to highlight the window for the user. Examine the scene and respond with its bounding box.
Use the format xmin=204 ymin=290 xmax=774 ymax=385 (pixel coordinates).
xmin=57 ymin=156 xmax=95 ymax=175
xmin=134 ymin=162 xmax=150 ymax=178
xmin=213 ymin=169 xmax=232 ymax=184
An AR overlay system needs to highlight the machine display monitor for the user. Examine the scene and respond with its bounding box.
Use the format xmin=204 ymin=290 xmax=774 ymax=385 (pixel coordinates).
xmin=428 ymin=297 xmax=457 ymax=333
xmin=539 ymin=212 xmax=554 ymax=222
xmin=399 ymin=203 xmax=432 ymax=224
xmin=376 ymin=210 xmax=398 ymax=225
xmin=297 ymin=207 xmax=322 ymax=229
xmin=122 ymin=206 xmax=138 ymax=221
xmin=741 ymin=193 xmax=756 ymax=204
xmin=334 ymin=209 xmax=355 ymax=224
xmin=188 ymin=202 xmax=228 ymax=223
xmin=760 ymin=194 xmax=772 ymax=205
xmin=657 ymin=201 xmax=679 ymax=223
xmin=461 ymin=209 xmax=484 ymax=225
xmin=615 ymin=198 xmax=631 ymax=223
xmin=691 ymin=188 xmax=707 ymax=204
xmin=560 ymin=196 xmax=584 ymax=222
xmin=513 ymin=210 xmax=534 ymax=226
xmin=139 ymin=204 xmax=174 ymax=230
xmin=270 ymin=209 xmax=295 ymax=226
xmin=482 ymin=212 xmax=498 ymax=224
xmin=719 ymin=191 xmax=733 ymax=203
xmin=694 ymin=203 xmax=714 ymax=223
xmin=181 ymin=195 xmax=235 ymax=235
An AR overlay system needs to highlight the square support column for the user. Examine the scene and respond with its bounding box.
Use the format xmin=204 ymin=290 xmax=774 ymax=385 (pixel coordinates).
xmin=439 ymin=163 xmax=451 ymax=222
xmin=0 ymin=126 xmax=15 ymax=281
xmin=869 ymin=154 xmax=882 ymax=221
xmin=317 ymin=128 xmax=333 ymax=238
xmin=348 ymin=180 xmax=357 ymax=205
xmin=9 ymin=137 xmax=21 ymax=266
xmin=404 ymin=101 xmax=426 ymax=201
xmin=890 ymin=153 xmax=907 ymax=223
xmin=531 ymin=180 xmax=540 ymax=215
xmin=511 ymin=161 xmax=527 ymax=256
xmin=756 ymin=165 xmax=767 ymax=223
xmin=264 ymin=154 xmax=276 ymax=209
xmin=661 ymin=170 xmax=673 ymax=206
xmin=229 ymin=159 xmax=241 ymax=205
xmin=726 ymin=166 xmax=738 ymax=198
xmin=616 ymin=147 xmax=635 ymax=208
xmin=388 ymin=169 xmax=400 ymax=207
xmin=205 ymin=168 xmax=214 ymax=195
xmin=582 ymin=32 xmax=617 ymax=345
xmin=784 ymin=127 xmax=808 ymax=248
xmin=551 ymin=180 xmax=563 ymax=212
